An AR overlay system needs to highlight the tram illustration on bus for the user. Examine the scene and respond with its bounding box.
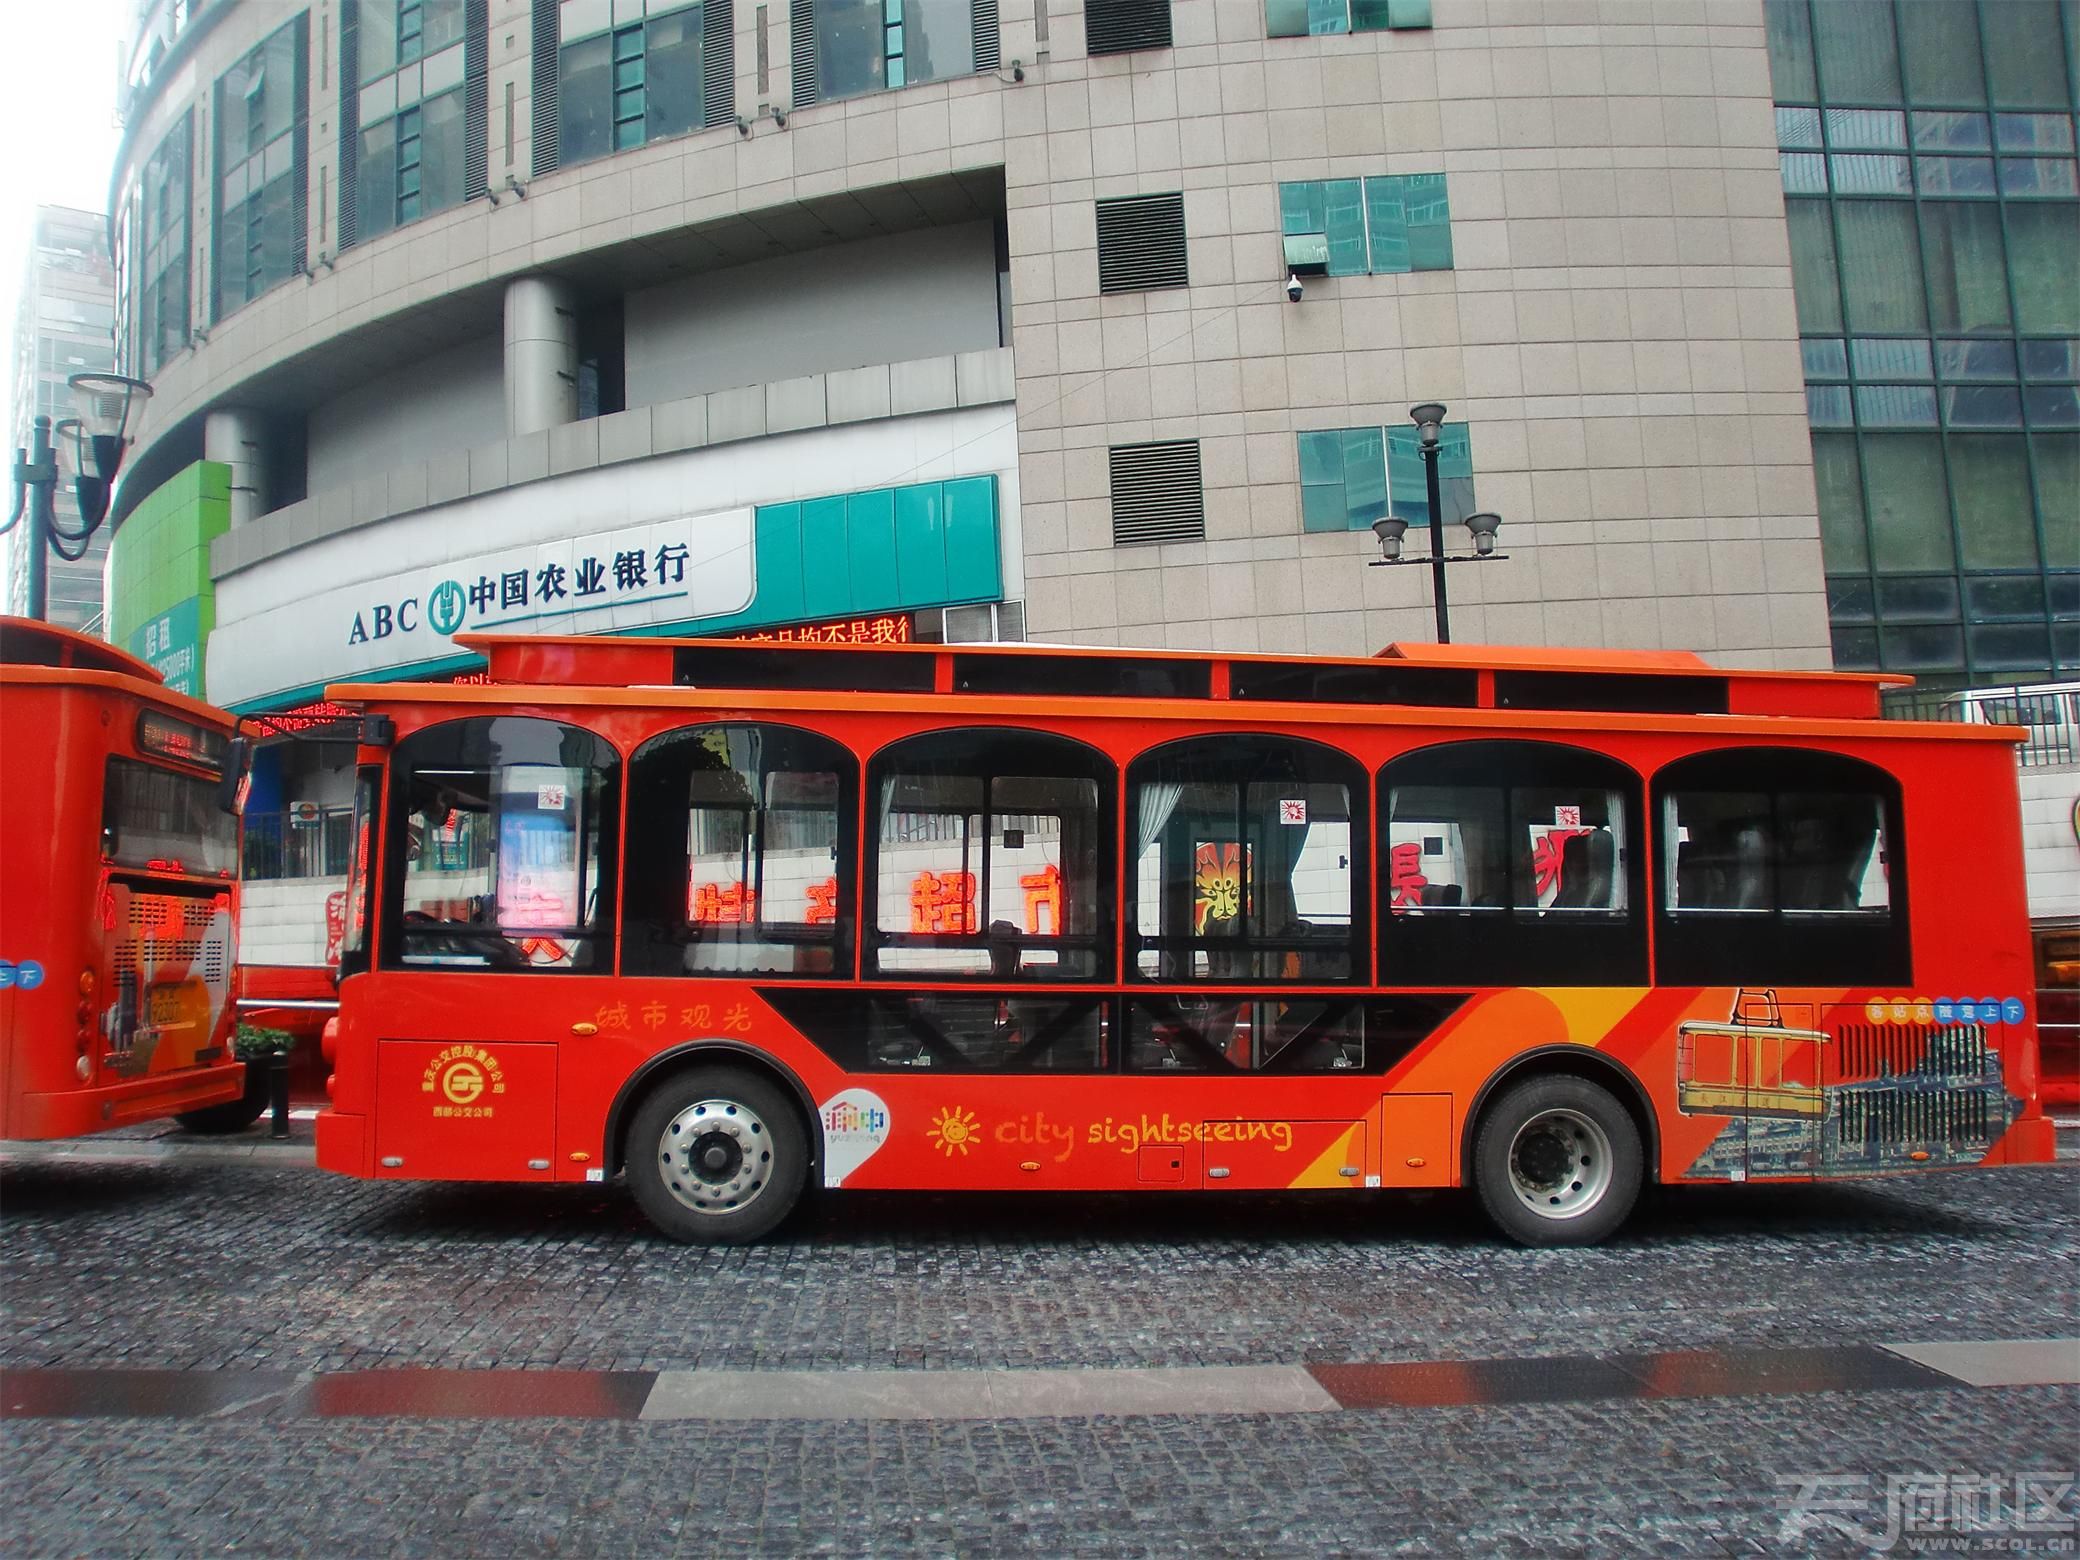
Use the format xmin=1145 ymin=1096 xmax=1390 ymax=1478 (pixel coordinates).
xmin=303 ymin=632 xmax=2056 ymax=1245
xmin=0 ymin=617 xmax=250 ymax=1138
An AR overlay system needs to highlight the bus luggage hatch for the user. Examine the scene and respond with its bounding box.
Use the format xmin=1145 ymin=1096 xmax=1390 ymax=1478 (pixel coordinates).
xmin=1199 ymin=1120 xmax=1366 ymax=1190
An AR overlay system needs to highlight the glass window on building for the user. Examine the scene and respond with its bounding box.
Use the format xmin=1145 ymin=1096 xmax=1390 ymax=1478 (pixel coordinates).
xmin=560 ymin=0 xmax=725 ymax=166
xmin=1280 ymin=174 xmax=1452 ymax=278
xmin=1264 ymin=0 xmax=1427 ymax=37
xmin=213 ymin=17 xmax=306 ymax=320
xmin=1298 ymin=423 xmax=1473 ymax=533
xmin=1766 ymin=0 xmax=2078 ymax=685
xmin=791 ymin=0 xmax=997 ymax=107
xmin=352 ymin=0 xmax=471 ymax=242
xmin=133 ymin=115 xmax=191 ymax=373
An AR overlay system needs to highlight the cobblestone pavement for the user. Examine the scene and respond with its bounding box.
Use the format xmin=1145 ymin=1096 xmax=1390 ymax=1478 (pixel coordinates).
xmin=3 ymin=1158 xmax=2076 ymax=1554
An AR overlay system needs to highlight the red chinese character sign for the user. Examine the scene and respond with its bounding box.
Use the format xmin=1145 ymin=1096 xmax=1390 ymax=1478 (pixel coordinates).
xmin=910 ymin=871 xmax=979 ymax=933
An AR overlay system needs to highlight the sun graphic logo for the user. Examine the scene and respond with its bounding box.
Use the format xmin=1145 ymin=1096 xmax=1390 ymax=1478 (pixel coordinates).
xmin=927 ymin=1105 xmax=982 ymax=1156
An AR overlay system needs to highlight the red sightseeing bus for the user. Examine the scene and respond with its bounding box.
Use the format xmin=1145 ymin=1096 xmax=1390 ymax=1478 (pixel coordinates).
xmin=312 ymin=632 xmax=2056 ymax=1245
xmin=0 ymin=617 xmax=249 ymax=1138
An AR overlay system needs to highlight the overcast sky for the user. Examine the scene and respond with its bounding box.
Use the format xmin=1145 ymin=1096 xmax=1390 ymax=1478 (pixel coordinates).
xmin=1 ymin=0 xmax=128 ymax=382
xmin=0 ymin=0 xmax=127 ymax=590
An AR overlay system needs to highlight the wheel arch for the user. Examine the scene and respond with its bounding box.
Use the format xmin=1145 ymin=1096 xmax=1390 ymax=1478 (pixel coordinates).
xmin=1461 ymin=1044 xmax=1661 ymax=1187
xmin=604 ymin=1040 xmax=821 ymax=1179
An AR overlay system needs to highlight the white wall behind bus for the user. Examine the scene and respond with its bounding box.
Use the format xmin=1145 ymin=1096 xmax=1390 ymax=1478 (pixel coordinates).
xmin=2019 ymin=767 xmax=2080 ymax=923
xmin=625 ymin=223 xmax=1001 ymax=408
xmin=306 ymin=336 xmax=507 ymax=496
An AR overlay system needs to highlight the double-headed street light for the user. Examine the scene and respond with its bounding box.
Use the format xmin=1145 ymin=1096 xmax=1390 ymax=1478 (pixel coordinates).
xmin=1369 ymin=400 xmax=1505 ymax=644
xmin=4 ymin=372 xmax=154 ymax=622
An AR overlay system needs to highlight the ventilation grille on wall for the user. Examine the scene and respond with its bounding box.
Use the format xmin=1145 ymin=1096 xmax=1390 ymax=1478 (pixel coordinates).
xmin=942 ymin=601 xmax=1027 ymax=643
xmin=1096 ymin=192 xmax=1189 ymax=294
xmin=971 ymin=0 xmax=1001 ymax=71
xmin=1109 ymin=440 xmax=1204 ymax=547
xmin=703 ymin=0 xmax=736 ymax=126
xmin=464 ymin=0 xmax=491 ymax=194
xmin=531 ymin=0 xmax=561 ymax=175
xmin=791 ymin=0 xmax=820 ymax=107
xmin=1085 ymin=0 xmax=1172 ymax=55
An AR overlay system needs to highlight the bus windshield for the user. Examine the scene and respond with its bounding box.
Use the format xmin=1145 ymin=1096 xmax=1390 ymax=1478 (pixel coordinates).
xmin=101 ymin=757 xmax=238 ymax=875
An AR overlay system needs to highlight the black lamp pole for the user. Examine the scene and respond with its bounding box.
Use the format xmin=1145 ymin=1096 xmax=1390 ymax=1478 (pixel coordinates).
xmin=10 ymin=416 xmax=60 ymax=621
xmin=4 ymin=373 xmax=153 ymax=622
xmin=1416 ymin=405 xmax=1452 ymax=644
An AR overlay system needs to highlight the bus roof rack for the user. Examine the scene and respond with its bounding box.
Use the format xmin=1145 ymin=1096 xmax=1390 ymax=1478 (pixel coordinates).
xmin=425 ymin=631 xmax=1915 ymax=722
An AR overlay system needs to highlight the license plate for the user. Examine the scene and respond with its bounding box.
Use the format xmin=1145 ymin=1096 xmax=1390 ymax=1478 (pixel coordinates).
xmin=148 ymin=986 xmax=191 ymax=1027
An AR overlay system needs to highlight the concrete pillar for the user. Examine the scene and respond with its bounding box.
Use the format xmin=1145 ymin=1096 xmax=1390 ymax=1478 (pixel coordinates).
xmin=204 ymin=407 xmax=270 ymax=528
xmin=504 ymin=274 xmax=579 ymax=436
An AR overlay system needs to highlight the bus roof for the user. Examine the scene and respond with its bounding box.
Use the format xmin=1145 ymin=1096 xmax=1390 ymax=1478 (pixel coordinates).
xmin=0 ymin=616 xmax=160 ymax=681
xmin=316 ymin=631 xmax=1925 ymax=724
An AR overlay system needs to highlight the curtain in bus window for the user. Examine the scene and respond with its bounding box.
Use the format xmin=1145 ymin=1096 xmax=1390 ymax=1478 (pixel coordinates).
xmin=622 ymin=724 xmax=853 ymax=978
xmin=393 ymin=717 xmax=617 ymax=973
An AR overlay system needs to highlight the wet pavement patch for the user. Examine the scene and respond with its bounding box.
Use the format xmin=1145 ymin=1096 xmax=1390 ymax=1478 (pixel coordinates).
xmin=2 ymin=1340 xmax=2071 ymax=1422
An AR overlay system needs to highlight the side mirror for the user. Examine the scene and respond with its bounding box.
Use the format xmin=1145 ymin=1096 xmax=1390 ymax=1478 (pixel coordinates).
xmin=216 ymin=736 xmax=254 ymax=816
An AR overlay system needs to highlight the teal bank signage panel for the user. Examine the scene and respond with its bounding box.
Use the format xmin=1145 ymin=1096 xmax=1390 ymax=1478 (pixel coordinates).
xmin=128 ymin=597 xmax=204 ymax=697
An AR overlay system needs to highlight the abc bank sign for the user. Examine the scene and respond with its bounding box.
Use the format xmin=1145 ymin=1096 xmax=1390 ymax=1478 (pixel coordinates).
xmin=209 ymin=500 xmax=755 ymax=709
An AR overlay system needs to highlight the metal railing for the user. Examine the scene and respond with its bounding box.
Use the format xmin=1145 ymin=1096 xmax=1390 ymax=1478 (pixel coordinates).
xmin=1881 ymin=683 xmax=2080 ymax=768
xmin=244 ymin=807 xmax=354 ymax=881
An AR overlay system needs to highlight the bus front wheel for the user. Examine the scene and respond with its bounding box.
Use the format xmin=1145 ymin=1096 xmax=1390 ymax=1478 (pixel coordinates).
xmin=626 ymin=1067 xmax=807 ymax=1244
xmin=1472 ymin=1075 xmax=1642 ymax=1247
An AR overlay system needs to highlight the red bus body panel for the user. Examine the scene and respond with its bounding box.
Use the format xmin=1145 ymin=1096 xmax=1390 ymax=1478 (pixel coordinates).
xmin=0 ymin=619 xmax=244 ymax=1138
xmin=313 ymin=637 xmax=2054 ymax=1199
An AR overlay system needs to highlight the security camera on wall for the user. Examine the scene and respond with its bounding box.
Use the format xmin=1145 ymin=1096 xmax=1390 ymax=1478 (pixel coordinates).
xmin=1286 ymin=272 xmax=1304 ymax=303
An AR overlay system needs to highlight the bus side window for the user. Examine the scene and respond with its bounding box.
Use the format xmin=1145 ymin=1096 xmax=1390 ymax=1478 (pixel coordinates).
xmin=1125 ymin=734 xmax=1368 ymax=986
xmin=622 ymin=724 xmax=857 ymax=980
xmin=383 ymin=716 xmax=621 ymax=974
xmin=1379 ymin=740 xmax=1645 ymax=987
xmin=865 ymin=729 xmax=1115 ymax=982
xmin=1653 ymin=748 xmax=1905 ymax=986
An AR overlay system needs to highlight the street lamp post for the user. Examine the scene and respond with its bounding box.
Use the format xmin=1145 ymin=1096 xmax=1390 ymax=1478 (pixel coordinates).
xmin=1368 ymin=400 xmax=1506 ymax=645
xmin=4 ymin=372 xmax=154 ymax=622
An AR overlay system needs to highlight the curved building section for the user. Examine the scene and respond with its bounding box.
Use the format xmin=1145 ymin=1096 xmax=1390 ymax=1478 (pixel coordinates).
xmin=107 ymin=0 xmax=1838 ymax=729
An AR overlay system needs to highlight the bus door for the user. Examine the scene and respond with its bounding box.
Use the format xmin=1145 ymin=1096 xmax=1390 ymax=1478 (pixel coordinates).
xmin=364 ymin=718 xmax=621 ymax=1181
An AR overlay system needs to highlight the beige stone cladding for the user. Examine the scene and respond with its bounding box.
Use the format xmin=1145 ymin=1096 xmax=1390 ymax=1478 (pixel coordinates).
xmin=1009 ymin=0 xmax=1822 ymax=664
xmin=113 ymin=0 xmax=1823 ymax=667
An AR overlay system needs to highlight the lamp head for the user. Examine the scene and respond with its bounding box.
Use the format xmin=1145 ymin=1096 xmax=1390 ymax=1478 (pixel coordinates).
xmin=1409 ymin=402 xmax=1447 ymax=448
xmin=1371 ymin=514 xmax=1409 ymax=562
xmin=67 ymin=372 xmax=153 ymax=483
xmin=1464 ymin=510 xmax=1502 ymax=557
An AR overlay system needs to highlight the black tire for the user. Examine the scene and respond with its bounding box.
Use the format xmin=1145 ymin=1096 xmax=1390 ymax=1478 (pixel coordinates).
xmin=1472 ymin=1075 xmax=1643 ymax=1247
xmin=626 ymin=1067 xmax=807 ymax=1244
xmin=173 ymin=1066 xmax=270 ymax=1134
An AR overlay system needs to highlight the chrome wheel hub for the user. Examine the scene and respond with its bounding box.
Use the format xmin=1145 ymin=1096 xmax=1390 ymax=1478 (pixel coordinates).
xmin=658 ymin=1097 xmax=773 ymax=1216
xmin=1507 ymin=1108 xmax=1614 ymax=1221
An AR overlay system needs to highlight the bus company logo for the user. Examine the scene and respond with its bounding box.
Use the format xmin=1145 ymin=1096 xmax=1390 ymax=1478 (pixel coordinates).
xmin=818 ymin=1088 xmax=891 ymax=1188
xmin=427 ymin=580 xmax=468 ymax=636
xmin=421 ymin=1044 xmax=507 ymax=1119
xmin=926 ymin=1106 xmax=982 ymax=1156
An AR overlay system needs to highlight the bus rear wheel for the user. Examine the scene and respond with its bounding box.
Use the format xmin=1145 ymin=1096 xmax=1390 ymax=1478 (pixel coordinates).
xmin=626 ymin=1068 xmax=807 ymax=1244
xmin=1472 ymin=1075 xmax=1642 ymax=1247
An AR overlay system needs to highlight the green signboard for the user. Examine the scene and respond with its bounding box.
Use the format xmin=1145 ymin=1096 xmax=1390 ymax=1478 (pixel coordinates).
xmin=106 ymin=461 xmax=230 ymax=700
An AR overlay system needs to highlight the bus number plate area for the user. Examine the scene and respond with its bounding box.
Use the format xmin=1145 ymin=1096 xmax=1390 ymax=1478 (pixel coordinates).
xmin=373 ymin=1039 xmax=557 ymax=1180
